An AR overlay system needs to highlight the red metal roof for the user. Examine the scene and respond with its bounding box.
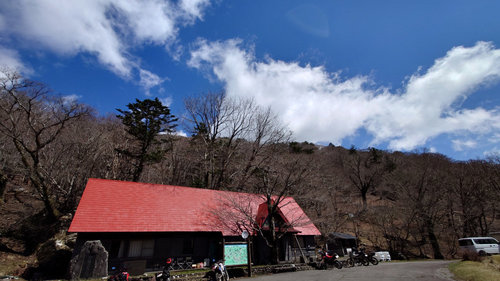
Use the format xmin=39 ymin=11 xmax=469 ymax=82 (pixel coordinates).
xmin=69 ymin=178 xmax=321 ymax=236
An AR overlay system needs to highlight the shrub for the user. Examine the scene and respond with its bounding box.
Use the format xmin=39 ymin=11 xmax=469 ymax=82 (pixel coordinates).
xmin=461 ymin=250 xmax=483 ymax=262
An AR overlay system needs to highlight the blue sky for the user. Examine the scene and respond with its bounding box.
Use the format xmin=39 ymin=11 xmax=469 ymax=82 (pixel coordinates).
xmin=1 ymin=0 xmax=500 ymax=160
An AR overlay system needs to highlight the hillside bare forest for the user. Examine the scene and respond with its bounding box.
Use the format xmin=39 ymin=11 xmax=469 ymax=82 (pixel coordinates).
xmin=1 ymin=70 xmax=499 ymax=276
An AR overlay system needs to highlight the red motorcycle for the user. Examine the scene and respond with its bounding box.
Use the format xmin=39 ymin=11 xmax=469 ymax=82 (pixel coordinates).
xmin=318 ymin=250 xmax=343 ymax=269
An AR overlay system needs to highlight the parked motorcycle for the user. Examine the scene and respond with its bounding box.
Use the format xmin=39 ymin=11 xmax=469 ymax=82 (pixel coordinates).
xmin=318 ymin=249 xmax=343 ymax=269
xmin=206 ymin=260 xmax=229 ymax=281
xmin=344 ymin=258 xmax=354 ymax=268
xmin=347 ymin=249 xmax=369 ymax=266
xmin=367 ymin=252 xmax=379 ymax=265
xmin=156 ymin=258 xmax=172 ymax=281
xmin=108 ymin=265 xmax=129 ymax=281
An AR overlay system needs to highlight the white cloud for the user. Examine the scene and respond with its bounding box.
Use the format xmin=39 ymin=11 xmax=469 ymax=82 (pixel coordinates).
xmin=483 ymin=147 xmax=500 ymax=157
xmin=178 ymin=0 xmax=211 ymax=23
xmin=160 ymin=96 xmax=173 ymax=107
xmin=139 ymin=69 xmax=165 ymax=96
xmin=62 ymin=94 xmax=82 ymax=105
xmin=174 ymin=130 xmax=188 ymax=137
xmin=0 ymin=0 xmax=211 ymax=79
xmin=188 ymin=40 xmax=500 ymax=152
xmin=367 ymin=42 xmax=500 ymax=150
xmin=0 ymin=46 xmax=32 ymax=74
xmin=428 ymin=147 xmax=438 ymax=153
xmin=489 ymin=133 xmax=500 ymax=143
xmin=452 ymin=139 xmax=478 ymax=151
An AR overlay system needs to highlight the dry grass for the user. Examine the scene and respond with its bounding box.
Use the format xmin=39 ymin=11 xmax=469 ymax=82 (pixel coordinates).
xmin=449 ymin=255 xmax=500 ymax=281
xmin=0 ymin=252 xmax=34 ymax=277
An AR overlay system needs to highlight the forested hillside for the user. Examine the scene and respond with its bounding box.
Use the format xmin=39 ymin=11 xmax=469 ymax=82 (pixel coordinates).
xmin=1 ymin=70 xmax=499 ymax=275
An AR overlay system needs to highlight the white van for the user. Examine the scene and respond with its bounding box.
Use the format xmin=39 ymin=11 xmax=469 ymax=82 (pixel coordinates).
xmin=458 ymin=237 xmax=500 ymax=255
xmin=374 ymin=251 xmax=391 ymax=261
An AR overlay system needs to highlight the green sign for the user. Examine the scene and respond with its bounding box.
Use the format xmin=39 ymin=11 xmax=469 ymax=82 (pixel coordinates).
xmin=224 ymin=243 xmax=248 ymax=266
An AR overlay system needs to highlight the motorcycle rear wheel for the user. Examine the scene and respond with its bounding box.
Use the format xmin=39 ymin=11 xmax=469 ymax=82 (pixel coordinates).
xmin=370 ymin=257 xmax=379 ymax=265
xmin=334 ymin=261 xmax=343 ymax=269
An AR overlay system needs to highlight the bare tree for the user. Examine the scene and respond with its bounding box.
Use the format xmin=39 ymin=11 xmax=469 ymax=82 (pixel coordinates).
xmin=304 ymin=145 xmax=356 ymax=235
xmin=233 ymin=107 xmax=290 ymax=190
xmin=185 ymin=92 xmax=249 ymax=189
xmin=390 ymin=152 xmax=448 ymax=259
xmin=184 ymin=92 xmax=290 ymax=190
xmin=208 ymin=155 xmax=311 ymax=264
xmin=0 ymin=69 xmax=88 ymax=220
xmin=343 ymin=147 xmax=394 ymax=210
xmin=250 ymin=154 xmax=310 ymax=264
xmin=447 ymin=160 xmax=497 ymax=237
xmin=39 ymin=114 xmax=136 ymax=211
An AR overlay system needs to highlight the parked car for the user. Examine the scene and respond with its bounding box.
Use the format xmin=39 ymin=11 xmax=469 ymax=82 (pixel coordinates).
xmin=374 ymin=251 xmax=391 ymax=261
xmin=458 ymin=237 xmax=500 ymax=256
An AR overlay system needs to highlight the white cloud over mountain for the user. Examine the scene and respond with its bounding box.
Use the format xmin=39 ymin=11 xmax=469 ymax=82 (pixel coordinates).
xmin=0 ymin=0 xmax=210 ymax=91
xmin=189 ymin=39 xmax=500 ymax=151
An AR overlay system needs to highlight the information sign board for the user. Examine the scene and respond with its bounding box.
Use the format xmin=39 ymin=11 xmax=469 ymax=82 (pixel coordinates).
xmin=224 ymin=243 xmax=248 ymax=266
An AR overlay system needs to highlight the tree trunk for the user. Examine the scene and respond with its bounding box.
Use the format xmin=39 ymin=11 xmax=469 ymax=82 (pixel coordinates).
xmin=34 ymin=175 xmax=59 ymax=221
xmin=271 ymin=239 xmax=279 ymax=265
xmin=13 ymin=140 xmax=59 ymax=221
xmin=0 ymin=173 xmax=6 ymax=203
xmin=268 ymin=205 xmax=279 ymax=264
xmin=132 ymin=147 xmax=147 ymax=182
xmin=361 ymin=189 xmax=368 ymax=210
xmin=426 ymin=218 xmax=444 ymax=259
xmin=132 ymin=160 xmax=144 ymax=182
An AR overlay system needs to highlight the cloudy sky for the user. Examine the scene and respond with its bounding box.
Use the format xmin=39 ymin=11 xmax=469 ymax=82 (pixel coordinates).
xmin=1 ymin=0 xmax=500 ymax=160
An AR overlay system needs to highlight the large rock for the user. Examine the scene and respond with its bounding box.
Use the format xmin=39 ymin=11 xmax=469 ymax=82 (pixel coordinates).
xmin=69 ymin=240 xmax=108 ymax=280
xmin=32 ymin=232 xmax=76 ymax=279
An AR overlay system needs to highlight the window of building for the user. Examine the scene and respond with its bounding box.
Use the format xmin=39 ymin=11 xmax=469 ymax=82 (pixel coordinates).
xmin=142 ymin=239 xmax=155 ymax=256
xmin=128 ymin=239 xmax=155 ymax=257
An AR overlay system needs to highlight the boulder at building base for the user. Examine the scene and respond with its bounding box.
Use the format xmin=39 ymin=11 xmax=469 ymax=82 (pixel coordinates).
xmin=69 ymin=240 xmax=108 ymax=280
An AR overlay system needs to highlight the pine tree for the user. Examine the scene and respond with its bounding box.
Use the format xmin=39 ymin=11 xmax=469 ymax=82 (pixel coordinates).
xmin=116 ymin=98 xmax=177 ymax=182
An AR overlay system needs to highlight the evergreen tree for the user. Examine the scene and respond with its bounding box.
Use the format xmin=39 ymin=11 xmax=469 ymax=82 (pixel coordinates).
xmin=116 ymin=98 xmax=177 ymax=182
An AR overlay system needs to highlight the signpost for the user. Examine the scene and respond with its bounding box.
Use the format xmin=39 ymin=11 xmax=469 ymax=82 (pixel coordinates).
xmin=242 ymin=231 xmax=252 ymax=277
